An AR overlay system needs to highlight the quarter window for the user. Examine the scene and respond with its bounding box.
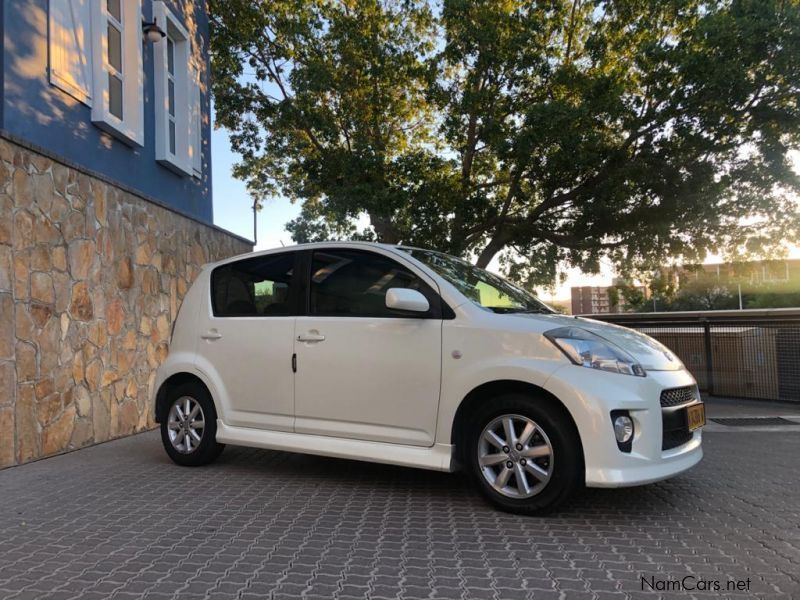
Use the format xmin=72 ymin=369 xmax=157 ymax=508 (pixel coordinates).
xmin=211 ymin=253 xmax=295 ymax=317
xmin=309 ymin=249 xmax=434 ymax=318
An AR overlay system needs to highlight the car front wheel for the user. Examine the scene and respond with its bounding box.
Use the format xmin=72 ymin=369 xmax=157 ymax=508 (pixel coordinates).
xmin=465 ymin=394 xmax=583 ymax=514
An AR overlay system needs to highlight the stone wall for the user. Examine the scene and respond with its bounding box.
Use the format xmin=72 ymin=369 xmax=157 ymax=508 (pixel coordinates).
xmin=0 ymin=135 xmax=252 ymax=468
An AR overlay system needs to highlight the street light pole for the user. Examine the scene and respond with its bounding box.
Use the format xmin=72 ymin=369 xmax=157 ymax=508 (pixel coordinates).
xmin=252 ymin=200 xmax=258 ymax=246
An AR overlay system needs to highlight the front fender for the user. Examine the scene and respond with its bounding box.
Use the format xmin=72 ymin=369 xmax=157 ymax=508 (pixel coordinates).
xmin=436 ymin=356 xmax=565 ymax=443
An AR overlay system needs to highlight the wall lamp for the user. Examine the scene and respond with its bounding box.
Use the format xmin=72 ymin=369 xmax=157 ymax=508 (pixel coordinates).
xmin=142 ymin=17 xmax=167 ymax=43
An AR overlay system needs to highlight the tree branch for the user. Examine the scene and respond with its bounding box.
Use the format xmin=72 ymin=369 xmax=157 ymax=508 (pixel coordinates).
xmin=564 ymin=0 xmax=581 ymax=66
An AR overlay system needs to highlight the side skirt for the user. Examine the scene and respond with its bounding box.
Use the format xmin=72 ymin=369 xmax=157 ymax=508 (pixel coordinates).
xmin=216 ymin=421 xmax=456 ymax=472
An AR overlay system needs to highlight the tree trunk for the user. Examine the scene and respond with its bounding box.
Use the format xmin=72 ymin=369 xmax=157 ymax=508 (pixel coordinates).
xmin=369 ymin=213 xmax=400 ymax=244
xmin=475 ymin=232 xmax=509 ymax=268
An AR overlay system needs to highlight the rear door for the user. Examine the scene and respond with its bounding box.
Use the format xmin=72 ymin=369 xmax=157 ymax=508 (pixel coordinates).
xmin=195 ymin=251 xmax=299 ymax=431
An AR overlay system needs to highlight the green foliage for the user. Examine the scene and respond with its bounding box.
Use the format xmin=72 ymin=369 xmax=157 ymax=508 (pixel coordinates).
xmin=634 ymin=272 xmax=800 ymax=311
xmin=744 ymin=280 xmax=800 ymax=308
xmin=649 ymin=273 xmax=679 ymax=305
xmin=668 ymin=277 xmax=739 ymax=310
xmin=211 ymin=0 xmax=800 ymax=285
xmin=615 ymin=284 xmax=647 ymax=311
xmin=606 ymin=286 xmax=620 ymax=310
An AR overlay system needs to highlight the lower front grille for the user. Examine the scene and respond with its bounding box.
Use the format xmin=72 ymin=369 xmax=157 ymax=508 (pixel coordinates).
xmin=661 ymin=402 xmax=696 ymax=451
xmin=662 ymin=428 xmax=694 ymax=451
xmin=660 ymin=385 xmax=698 ymax=407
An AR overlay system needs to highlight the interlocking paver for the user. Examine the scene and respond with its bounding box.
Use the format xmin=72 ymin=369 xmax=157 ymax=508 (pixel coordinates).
xmin=1 ymin=430 xmax=800 ymax=599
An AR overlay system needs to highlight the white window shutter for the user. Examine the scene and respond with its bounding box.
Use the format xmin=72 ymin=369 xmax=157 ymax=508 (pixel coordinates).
xmin=49 ymin=0 xmax=93 ymax=105
xmin=189 ymin=64 xmax=203 ymax=177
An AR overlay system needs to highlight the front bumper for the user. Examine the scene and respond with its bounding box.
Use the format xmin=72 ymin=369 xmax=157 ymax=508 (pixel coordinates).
xmin=543 ymin=365 xmax=703 ymax=488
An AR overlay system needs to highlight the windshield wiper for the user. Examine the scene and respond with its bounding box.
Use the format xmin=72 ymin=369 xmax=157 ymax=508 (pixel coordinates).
xmin=488 ymin=307 xmax=553 ymax=314
xmin=514 ymin=307 xmax=554 ymax=314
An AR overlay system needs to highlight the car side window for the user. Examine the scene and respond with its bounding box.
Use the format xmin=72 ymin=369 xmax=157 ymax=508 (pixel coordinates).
xmin=211 ymin=253 xmax=295 ymax=317
xmin=310 ymin=249 xmax=435 ymax=318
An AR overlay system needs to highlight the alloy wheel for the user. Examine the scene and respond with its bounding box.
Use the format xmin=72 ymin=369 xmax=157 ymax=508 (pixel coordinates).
xmin=477 ymin=413 xmax=553 ymax=499
xmin=167 ymin=396 xmax=205 ymax=454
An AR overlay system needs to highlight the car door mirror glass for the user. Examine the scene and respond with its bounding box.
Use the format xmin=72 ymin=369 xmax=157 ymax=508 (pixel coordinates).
xmin=385 ymin=288 xmax=429 ymax=313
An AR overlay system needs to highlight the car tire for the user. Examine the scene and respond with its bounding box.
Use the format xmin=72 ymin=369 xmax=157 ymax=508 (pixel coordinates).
xmin=160 ymin=381 xmax=225 ymax=467
xmin=464 ymin=393 xmax=583 ymax=515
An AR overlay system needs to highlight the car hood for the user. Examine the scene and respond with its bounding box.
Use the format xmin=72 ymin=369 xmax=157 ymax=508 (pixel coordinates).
xmin=511 ymin=313 xmax=683 ymax=371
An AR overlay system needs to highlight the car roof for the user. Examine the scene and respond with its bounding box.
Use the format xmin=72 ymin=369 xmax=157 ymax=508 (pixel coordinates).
xmin=204 ymin=240 xmax=417 ymax=270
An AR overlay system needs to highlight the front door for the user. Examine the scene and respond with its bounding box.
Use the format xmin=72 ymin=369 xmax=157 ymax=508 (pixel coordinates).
xmin=294 ymin=248 xmax=443 ymax=446
xmin=195 ymin=251 xmax=298 ymax=431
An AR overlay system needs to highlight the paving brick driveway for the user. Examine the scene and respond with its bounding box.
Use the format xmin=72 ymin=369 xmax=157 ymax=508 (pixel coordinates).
xmin=1 ymin=428 xmax=799 ymax=600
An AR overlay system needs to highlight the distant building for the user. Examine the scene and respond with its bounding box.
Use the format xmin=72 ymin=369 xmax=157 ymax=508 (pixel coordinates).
xmin=572 ymin=286 xmax=611 ymax=315
xmin=571 ymin=283 xmax=648 ymax=315
xmin=570 ymin=259 xmax=799 ymax=316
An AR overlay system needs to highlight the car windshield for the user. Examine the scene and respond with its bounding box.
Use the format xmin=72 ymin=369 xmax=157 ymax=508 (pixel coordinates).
xmin=400 ymin=248 xmax=553 ymax=314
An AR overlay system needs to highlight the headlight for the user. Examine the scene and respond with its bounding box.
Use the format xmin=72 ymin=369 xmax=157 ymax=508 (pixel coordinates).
xmin=545 ymin=326 xmax=646 ymax=377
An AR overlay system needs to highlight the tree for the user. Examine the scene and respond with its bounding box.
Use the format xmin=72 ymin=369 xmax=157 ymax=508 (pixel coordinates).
xmin=668 ymin=276 xmax=739 ymax=310
xmin=607 ymin=286 xmax=621 ymax=311
xmin=744 ymin=281 xmax=800 ymax=308
xmin=210 ymin=0 xmax=439 ymax=244
xmin=211 ymin=0 xmax=800 ymax=287
xmin=615 ymin=284 xmax=647 ymax=312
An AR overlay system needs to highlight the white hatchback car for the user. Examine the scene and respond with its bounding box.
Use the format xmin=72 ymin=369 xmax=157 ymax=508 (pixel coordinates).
xmin=154 ymin=242 xmax=704 ymax=514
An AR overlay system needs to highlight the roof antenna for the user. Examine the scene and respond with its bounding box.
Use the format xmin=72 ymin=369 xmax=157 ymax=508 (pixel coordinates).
xmin=280 ymin=240 xmax=286 ymax=247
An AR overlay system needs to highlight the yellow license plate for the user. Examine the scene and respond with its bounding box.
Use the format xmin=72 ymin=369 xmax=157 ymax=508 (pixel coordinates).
xmin=687 ymin=403 xmax=706 ymax=431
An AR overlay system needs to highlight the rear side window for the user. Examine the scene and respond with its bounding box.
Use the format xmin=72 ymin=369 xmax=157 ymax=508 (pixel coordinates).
xmin=211 ymin=253 xmax=295 ymax=317
xmin=309 ymin=249 xmax=437 ymax=318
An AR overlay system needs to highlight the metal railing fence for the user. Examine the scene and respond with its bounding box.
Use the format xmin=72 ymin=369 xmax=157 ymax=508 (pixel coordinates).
xmin=584 ymin=308 xmax=800 ymax=402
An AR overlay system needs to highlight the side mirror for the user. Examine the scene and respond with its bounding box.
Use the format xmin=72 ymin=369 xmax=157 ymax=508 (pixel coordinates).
xmin=385 ymin=288 xmax=430 ymax=313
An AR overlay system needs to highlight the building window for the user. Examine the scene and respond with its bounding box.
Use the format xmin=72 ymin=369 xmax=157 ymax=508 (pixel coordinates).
xmin=152 ymin=1 xmax=202 ymax=177
xmin=105 ymin=0 xmax=124 ymax=120
xmin=91 ymin=0 xmax=144 ymax=145
xmin=167 ymin=36 xmax=177 ymax=155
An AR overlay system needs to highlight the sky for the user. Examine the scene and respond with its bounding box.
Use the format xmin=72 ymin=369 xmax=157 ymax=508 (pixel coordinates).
xmin=211 ymin=125 xmax=300 ymax=251
xmin=211 ymin=125 xmax=798 ymax=304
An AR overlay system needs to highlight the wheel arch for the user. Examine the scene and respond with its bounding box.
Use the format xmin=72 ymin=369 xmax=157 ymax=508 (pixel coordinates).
xmin=450 ymin=380 xmax=584 ymax=468
xmin=154 ymin=372 xmax=211 ymax=423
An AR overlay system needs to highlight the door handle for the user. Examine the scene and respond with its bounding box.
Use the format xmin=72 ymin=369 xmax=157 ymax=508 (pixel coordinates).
xmin=201 ymin=330 xmax=223 ymax=340
xmin=297 ymin=332 xmax=325 ymax=343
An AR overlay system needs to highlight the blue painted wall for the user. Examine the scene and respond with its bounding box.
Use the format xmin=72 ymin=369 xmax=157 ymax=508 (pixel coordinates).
xmin=2 ymin=0 xmax=213 ymax=223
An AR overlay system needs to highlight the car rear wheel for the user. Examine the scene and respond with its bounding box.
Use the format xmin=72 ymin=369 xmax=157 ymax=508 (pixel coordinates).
xmin=465 ymin=394 xmax=582 ymax=514
xmin=160 ymin=382 xmax=224 ymax=466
